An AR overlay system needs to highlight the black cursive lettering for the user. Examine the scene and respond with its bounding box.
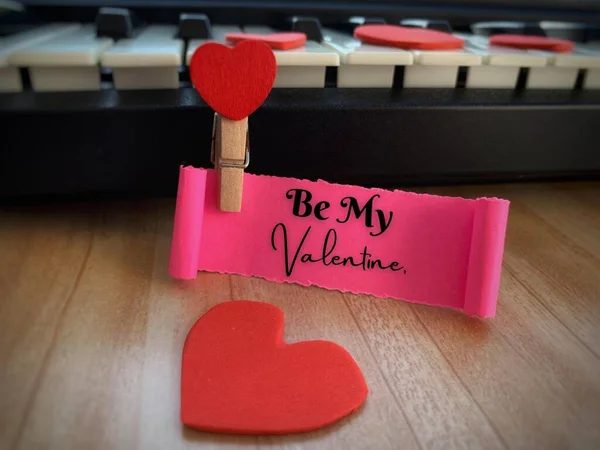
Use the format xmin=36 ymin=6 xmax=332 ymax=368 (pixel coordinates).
xmin=286 ymin=189 xmax=330 ymax=220
xmin=336 ymin=194 xmax=393 ymax=237
xmin=271 ymin=224 xmax=406 ymax=277
xmin=271 ymin=223 xmax=311 ymax=276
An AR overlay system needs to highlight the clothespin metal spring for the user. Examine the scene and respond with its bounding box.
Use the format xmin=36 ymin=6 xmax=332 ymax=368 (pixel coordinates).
xmin=210 ymin=113 xmax=250 ymax=170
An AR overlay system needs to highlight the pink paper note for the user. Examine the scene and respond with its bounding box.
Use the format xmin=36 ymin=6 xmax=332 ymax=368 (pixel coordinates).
xmin=169 ymin=167 xmax=509 ymax=317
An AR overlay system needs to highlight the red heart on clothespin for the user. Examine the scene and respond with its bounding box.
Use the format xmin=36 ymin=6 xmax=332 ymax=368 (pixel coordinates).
xmin=354 ymin=24 xmax=464 ymax=50
xmin=489 ymin=34 xmax=574 ymax=52
xmin=181 ymin=301 xmax=368 ymax=434
xmin=189 ymin=41 xmax=277 ymax=121
xmin=226 ymin=32 xmax=307 ymax=50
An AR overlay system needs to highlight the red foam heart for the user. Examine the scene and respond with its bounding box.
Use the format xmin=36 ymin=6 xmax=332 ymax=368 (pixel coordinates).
xmin=181 ymin=301 xmax=368 ymax=434
xmin=354 ymin=24 xmax=464 ymax=50
xmin=189 ymin=41 xmax=276 ymax=121
xmin=226 ymin=32 xmax=307 ymax=50
xmin=489 ymin=34 xmax=574 ymax=53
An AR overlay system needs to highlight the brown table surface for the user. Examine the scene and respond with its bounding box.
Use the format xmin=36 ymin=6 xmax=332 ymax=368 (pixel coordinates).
xmin=1 ymin=181 xmax=599 ymax=450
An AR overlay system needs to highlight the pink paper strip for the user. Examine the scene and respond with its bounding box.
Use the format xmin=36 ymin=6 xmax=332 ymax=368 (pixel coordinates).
xmin=169 ymin=167 xmax=509 ymax=317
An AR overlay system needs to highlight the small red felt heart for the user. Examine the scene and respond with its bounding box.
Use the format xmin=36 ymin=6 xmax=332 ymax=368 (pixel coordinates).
xmin=189 ymin=41 xmax=276 ymax=121
xmin=489 ymin=34 xmax=574 ymax=53
xmin=354 ymin=24 xmax=464 ymax=50
xmin=181 ymin=301 xmax=368 ymax=434
xmin=226 ymin=32 xmax=307 ymax=50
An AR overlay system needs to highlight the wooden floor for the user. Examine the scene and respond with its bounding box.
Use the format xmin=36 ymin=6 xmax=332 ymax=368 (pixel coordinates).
xmin=1 ymin=181 xmax=599 ymax=450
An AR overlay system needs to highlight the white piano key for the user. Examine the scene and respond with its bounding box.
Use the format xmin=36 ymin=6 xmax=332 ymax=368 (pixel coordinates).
xmin=526 ymin=66 xmax=578 ymax=89
xmin=397 ymin=32 xmax=482 ymax=88
xmin=0 ymin=23 xmax=80 ymax=92
xmin=272 ymin=42 xmax=338 ymax=87
xmin=403 ymin=65 xmax=458 ymax=88
xmin=28 ymin=67 xmax=104 ymax=91
xmin=525 ymin=50 xmax=579 ymax=89
xmin=9 ymin=25 xmax=112 ymax=66
xmin=101 ymin=25 xmax=183 ymax=90
xmin=584 ymin=69 xmax=600 ymax=88
xmin=101 ymin=25 xmax=181 ymax=66
xmin=572 ymin=44 xmax=600 ymax=89
xmin=460 ymin=34 xmax=548 ymax=88
xmin=0 ymin=23 xmax=81 ymax=66
xmin=554 ymin=50 xmax=600 ymax=69
xmin=210 ymin=25 xmax=242 ymax=42
xmin=186 ymin=25 xmax=241 ymax=64
xmin=322 ymin=28 xmax=412 ymax=88
xmin=404 ymin=49 xmax=482 ymax=88
xmin=9 ymin=25 xmax=113 ymax=91
xmin=0 ymin=65 xmax=21 ymax=92
xmin=243 ymin=26 xmax=339 ymax=88
xmin=465 ymin=66 xmax=520 ymax=88
xmin=411 ymin=49 xmax=481 ymax=66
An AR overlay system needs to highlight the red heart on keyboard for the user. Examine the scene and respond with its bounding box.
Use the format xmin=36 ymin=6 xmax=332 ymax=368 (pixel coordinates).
xmin=181 ymin=301 xmax=368 ymax=434
xmin=489 ymin=34 xmax=574 ymax=53
xmin=354 ymin=24 xmax=464 ymax=50
xmin=226 ymin=32 xmax=307 ymax=50
xmin=189 ymin=41 xmax=276 ymax=121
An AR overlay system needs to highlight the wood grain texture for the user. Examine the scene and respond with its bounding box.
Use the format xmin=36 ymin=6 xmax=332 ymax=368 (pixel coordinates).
xmin=1 ymin=181 xmax=599 ymax=450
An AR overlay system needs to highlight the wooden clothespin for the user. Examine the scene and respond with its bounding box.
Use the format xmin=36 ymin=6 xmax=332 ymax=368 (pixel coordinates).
xmin=210 ymin=113 xmax=249 ymax=212
xmin=189 ymin=40 xmax=276 ymax=212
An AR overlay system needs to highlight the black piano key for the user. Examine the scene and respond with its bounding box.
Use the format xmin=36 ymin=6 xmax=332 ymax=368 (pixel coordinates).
xmin=18 ymin=67 xmax=31 ymax=90
xmin=540 ymin=21 xmax=586 ymax=42
xmin=585 ymin=27 xmax=600 ymax=42
xmin=471 ymin=21 xmax=525 ymax=36
xmin=401 ymin=19 xmax=453 ymax=34
xmin=472 ymin=21 xmax=544 ymax=37
xmin=289 ymin=16 xmax=323 ymax=42
xmin=472 ymin=21 xmax=557 ymax=39
xmin=523 ymin=23 xmax=546 ymax=37
xmin=325 ymin=66 xmax=337 ymax=87
xmin=335 ymin=16 xmax=386 ymax=34
xmin=95 ymin=7 xmax=136 ymax=39
xmin=350 ymin=16 xmax=386 ymax=26
xmin=178 ymin=13 xmax=212 ymax=40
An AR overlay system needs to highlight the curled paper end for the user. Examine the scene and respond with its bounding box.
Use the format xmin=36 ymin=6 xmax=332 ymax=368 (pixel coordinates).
xmin=463 ymin=199 xmax=510 ymax=317
xmin=169 ymin=166 xmax=207 ymax=279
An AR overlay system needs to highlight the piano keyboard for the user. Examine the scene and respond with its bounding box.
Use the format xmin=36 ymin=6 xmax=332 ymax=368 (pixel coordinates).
xmin=1 ymin=9 xmax=600 ymax=94
xmin=1 ymin=6 xmax=599 ymax=200
xmin=0 ymin=8 xmax=600 ymax=92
